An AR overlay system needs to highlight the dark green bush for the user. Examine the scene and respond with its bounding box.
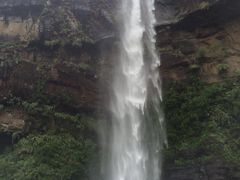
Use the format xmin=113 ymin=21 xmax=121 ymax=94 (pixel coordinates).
xmin=0 ymin=134 xmax=96 ymax=180
xmin=164 ymin=77 xmax=240 ymax=165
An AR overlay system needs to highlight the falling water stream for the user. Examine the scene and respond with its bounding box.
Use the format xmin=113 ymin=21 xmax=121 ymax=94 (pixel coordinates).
xmin=106 ymin=0 xmax=166 ymax=180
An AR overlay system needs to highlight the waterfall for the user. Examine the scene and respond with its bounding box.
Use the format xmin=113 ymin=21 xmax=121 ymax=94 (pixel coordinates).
xmin=105 ymin=0 xmax=166 ymax=180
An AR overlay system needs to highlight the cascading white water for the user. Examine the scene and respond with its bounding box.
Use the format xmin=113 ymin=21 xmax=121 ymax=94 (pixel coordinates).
xmin=106 ymin=0 xmax=166 ymax=180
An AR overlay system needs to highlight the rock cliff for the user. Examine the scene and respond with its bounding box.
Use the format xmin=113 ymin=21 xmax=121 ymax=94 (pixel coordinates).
xmin=157 ymin=1 xmax=240 ymax=180
xmin=0 ymin=0 xmax=117 ymax=178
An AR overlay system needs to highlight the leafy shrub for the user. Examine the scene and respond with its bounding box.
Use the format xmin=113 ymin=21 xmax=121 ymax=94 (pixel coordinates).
xmin=164 ymin=77 xmax=240 ymax=165
xmin=196 ymin=47 xmax=207 ymax=59
xmin=195 ymin=43 xmax=228 ymax=61
xmin=199 ymin=2 xmax=210 ymax=10
xmin=0 ymin=134 xmax=96 ymax=180
xmin=217 ymin=64 xmax=229 ymax=74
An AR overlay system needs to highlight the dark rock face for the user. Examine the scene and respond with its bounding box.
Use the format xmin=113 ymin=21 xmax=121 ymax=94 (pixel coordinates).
xmin=0 ymin=0 xmax=116 ymax=43
xmin=158 ymin=0 xmax=240 ymax=180
xmin=155 ymin=0 xmax=240 ymax=29
xmin=0 ymin=1 xmax=117 ymax=155
xmin=72 ymin=0 xmax=117 ymax=42
xmin=0 ymin=0 xmax=45 ymax=17
xmin=164 ymin=161 xmax=240 ymax=180
xmin=0 ymin=0 xmax=117 ymax=109
xmin=0 ymin=109 xmax=26 ymax=151
xmin=164 ymin=161 xmax=240 ymax=179
xmin=158 ymin=0 xmax=240 ymax=83
xmin=170 ymin=0 xmax=240 ymax=31
xmin=155 ymin=0 xmax=220 ymax=25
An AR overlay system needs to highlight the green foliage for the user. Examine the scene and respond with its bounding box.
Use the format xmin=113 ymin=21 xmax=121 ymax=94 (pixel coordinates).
xmin=32 ymin=79 xmax=48 ymax=103
xmin=0 ymin=134 xmax=96 ymax=180
xmin=196 ymin=47 xmax=207 ymax=59
xmin=208 ymin=43 xmax=228 ymax=58
xmin=199 ymin=2 xmax=210 ymax=10
xmin=62 ymin=61 xmax=92 ymax=72
xmin=189 ymin=64 xmax=200 ymax=72
xmin=3 ymin=78 xmax=97 ymax=135
xmin=79 ymin=63 xmax=91 ymax=71
xmin=1 ymin=85 xmax=99 ymax=179
xmin=22 ymin=101 xmax=96 ymax=134
xmin=195 ymin=42 xmax=228 ymax=61
xmin=44 ymin=40 xmax=61 ymax=48
xmin=164 ymin=77 xmax=240 ymax=166
xmin=0 ymin=42 xmax=24 ymax=49
xmin=40 ymin=4 xmax=93 ymax=48
xmin=217 ymin=64 xmax=229 ymax=74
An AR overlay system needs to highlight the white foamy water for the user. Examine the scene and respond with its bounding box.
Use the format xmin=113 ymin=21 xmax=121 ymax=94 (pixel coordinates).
xmin=105 ymin=0 xmax=166 ymax=180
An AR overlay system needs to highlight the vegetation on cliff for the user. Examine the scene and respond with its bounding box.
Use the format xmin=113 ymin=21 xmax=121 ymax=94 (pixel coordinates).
xmin=164 ymin=76 xmax=240 ymax=166
xmin=0 ymin=93 xmax=98 ymax=179
xmin=0 ymin=71 xmax=98 ymax=180
xmin=0 ymin=134 xmax=95 ymax=180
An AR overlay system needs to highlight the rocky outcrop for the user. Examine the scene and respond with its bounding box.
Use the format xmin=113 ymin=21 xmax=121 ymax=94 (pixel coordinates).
xmin=164 ymin=160 xmax=240 ymax=180
xmin=158 ymin=0 xmax=240 ymax=84
xmin=0 ymin=0 xmax=116 ymax=108
xmin=0 ymin=0 xmax=116 ymax=43
xmin=0 ymin=0 xmax=117 ymax=152
xmin=155 ymin=0 xmax=220 ymax=25
xmin=159 ymin=0 xmax=240 ymax=180
xmin=0 ymin=109 xmax=26 ymax=152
